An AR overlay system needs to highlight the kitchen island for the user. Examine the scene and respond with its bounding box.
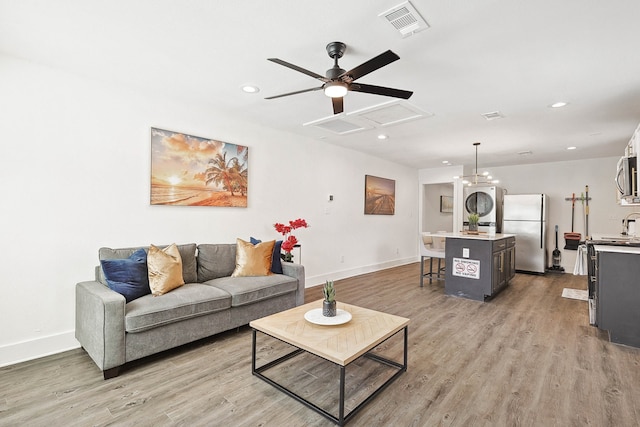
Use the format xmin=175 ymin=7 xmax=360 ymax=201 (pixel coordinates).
xmin=436 ymin=232 xmax=516 ymax=301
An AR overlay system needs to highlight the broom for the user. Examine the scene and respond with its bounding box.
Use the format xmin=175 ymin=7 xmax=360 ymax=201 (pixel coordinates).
xmin=564 ymin=192 xmax=581 ymax=250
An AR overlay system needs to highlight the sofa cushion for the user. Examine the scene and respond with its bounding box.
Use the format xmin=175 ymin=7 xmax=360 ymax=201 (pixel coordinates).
xmin=250 ymin=237 xmax=283 ymax=274
xmin=208 ymin=274 xmax=297 ymax=307
xmin=124 ymin=283 xmax=232 ymax=333
xmin=100 ymin=248 xmax=151 ymax=302
xmin=232 ymin=238 xmax=275 ymax=277
xmin=148 ymin=244 xmax=184 ymax=296
xmin=98 ymin=243 xmax=197 ymax=284
xmin=197 ymin=244 xmax=236 ymax=282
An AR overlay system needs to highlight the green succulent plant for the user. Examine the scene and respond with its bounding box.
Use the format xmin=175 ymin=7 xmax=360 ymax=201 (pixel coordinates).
xmin=468 ymin=213 xmax=480 ymax=224
xmin=323 ymin=280 xmax=336 ymax=302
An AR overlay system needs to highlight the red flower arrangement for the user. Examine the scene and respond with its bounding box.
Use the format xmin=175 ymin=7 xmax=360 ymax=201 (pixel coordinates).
xmin=274 ymin=218 xmax=309 ymax=262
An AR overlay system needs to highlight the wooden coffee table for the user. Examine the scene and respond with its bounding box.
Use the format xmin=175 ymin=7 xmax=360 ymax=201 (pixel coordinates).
xmin=250 ymin=300 xmax=409 ymax=426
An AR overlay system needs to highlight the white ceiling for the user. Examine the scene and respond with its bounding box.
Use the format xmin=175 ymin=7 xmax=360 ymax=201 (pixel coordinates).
xmin=2 ymin=0 xmax=640 ymax=170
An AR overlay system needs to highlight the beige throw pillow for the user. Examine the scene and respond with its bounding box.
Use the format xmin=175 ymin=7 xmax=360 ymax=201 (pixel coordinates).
xmin=232 ymin=238 xmax=275 ymax=277
xmin=148 ymin=243 xmax=185 ymax=295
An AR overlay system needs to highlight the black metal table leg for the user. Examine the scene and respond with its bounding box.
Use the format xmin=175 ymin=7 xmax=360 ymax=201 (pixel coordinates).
xmin=251 ymin=326 xmax=408 ymax=426
xmin=339 ymin=365 xmax=346 ymax=425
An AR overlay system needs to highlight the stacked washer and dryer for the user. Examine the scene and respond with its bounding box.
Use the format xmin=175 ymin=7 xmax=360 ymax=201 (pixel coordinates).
xmin=463 ymin=185 xmax=504 ymax=233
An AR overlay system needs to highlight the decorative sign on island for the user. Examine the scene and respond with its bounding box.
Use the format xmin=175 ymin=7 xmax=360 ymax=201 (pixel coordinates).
xmin=452 ymin=257 xmax=480 ymax=279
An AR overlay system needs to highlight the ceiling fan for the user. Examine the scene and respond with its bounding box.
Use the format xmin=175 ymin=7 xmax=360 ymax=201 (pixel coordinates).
xmin=265 ymin=41 xmax=413 ymax=115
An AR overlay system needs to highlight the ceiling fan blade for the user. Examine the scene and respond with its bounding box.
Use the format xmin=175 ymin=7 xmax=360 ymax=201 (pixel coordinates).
xmin=267 ymin=58 xmax=329 ymax=82
xmin=265 ymin=86 xmax=323 ymax=100
xmin=340 ymin=50 xmax=400 ymax=82
xmin=332 ymin=97 xmax=344 ymax=114
xmin=350 ymin=83 xmax=413 ymax=99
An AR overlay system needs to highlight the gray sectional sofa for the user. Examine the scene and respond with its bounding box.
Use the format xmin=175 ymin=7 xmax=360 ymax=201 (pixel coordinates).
xmin=75 ymin=243 xmax=305 ymax=379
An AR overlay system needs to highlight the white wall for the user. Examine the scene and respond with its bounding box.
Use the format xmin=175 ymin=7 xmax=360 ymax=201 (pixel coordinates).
xmin=422 ymin=183 xmax=454 ymax=232
xmin=418 ymin=165 xmax=465 ymax=236
xmin=420 ymin=157 xmax=636 ymax=273
xmin=491 ymin=157 xmax=636 ymax=271
xmin=0 ymin=55 xmax=419 ymax=366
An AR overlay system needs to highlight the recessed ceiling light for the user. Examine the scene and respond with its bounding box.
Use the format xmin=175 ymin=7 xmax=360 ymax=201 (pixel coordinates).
xmin=241 ymin=85 xmax=260 ymax=93
xmin=550 ymin=101 xmax=568 ymax=108
xmin=567 ymin=146 xmax=577 ymax=150
xmin=377 ymin=134 xmax=388 ymax=140
xmin=442 ymin=160 xmax=449 ymax=164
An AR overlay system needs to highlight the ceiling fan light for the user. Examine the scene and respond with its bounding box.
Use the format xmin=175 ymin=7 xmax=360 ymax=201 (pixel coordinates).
xmin=324 ymin=82 xmax=348 ymax=98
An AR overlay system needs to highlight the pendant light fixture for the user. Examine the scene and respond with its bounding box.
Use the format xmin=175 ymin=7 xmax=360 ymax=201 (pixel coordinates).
xmin=454 ymin=142 xmax=500 ymax=186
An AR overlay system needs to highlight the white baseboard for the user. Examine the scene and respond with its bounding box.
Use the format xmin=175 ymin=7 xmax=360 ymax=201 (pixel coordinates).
xmin=306 ymin=256 xmax=416 ymax=287
xmin=0 ymin=258 xmax=418 ymax=368
xmin=0 ymin=331 xmax=80 ymax=368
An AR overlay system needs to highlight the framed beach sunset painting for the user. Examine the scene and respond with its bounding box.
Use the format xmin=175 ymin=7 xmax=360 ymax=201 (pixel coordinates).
xmin=150 ymin=128 xmax=248 ymax=207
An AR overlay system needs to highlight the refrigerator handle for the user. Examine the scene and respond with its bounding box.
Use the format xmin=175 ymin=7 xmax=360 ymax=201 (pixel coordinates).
xmin=540 ymin=195 xmax=544 ymax=249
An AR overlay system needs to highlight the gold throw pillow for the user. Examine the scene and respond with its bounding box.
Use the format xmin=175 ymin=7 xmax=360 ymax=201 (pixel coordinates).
xmin=147 ymin=243 xmax=185 ymax=296
xmin=232 ymin=238 xmax=275 ymax=277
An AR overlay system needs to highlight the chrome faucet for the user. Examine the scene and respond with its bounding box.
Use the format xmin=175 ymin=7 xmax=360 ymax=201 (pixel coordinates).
xmin=622 ymin=212 xmax=640 ymax=235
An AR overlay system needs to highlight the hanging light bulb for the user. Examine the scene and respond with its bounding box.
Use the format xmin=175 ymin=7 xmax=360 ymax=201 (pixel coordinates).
xmin=454 ymin=142 xmax=500 ymax=186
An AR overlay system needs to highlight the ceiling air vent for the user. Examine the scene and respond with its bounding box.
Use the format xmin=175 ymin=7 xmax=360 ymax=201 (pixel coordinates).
xmin=349 ymin=100 xmax=433 ymax=127
xmin=481 ymin=111 xmax=504 ymax=121
xmin=303 ymin=115 xmax=371 ymax=135
xmin=379 ymin=1 xmax=430 ymax=38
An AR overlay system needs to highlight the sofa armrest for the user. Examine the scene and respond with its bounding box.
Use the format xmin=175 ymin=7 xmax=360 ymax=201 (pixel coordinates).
xmin=75 ymin=280 xmax=126 ymax=371
xmin=281 ymin=263 xmax=305 ymax=306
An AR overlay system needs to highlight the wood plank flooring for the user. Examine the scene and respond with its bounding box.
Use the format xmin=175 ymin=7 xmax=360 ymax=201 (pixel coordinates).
xmin=2 ymin=263 xmax=640 ymax=426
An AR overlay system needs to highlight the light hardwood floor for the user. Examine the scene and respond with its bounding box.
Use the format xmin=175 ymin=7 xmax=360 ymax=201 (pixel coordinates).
xmin=2 ymin=263 xmax=639 ymax=426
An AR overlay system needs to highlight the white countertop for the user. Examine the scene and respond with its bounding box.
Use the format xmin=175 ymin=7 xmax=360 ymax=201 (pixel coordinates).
xmin=432 ymin=232 xmax=516 ymax=241
xmin=594 ymin=245 xmax=640 ymax=255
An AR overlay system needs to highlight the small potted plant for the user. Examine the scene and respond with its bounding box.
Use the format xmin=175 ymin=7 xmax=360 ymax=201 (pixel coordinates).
xmin=322 ymin=280 xmax=336 ymax=317
xmin=468 ymin=213 xmax=480 ymax=232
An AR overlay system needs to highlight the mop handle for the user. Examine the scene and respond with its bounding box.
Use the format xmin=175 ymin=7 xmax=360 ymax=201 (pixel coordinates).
xmin=585 ymin=185 xmax=589 ymax=237
xmin=571 ymin=192 xmax=575 ymax=231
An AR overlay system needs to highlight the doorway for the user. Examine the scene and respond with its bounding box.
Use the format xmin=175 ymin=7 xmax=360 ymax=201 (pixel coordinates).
xmin=422 ymin=183 xmax=454 ymax=233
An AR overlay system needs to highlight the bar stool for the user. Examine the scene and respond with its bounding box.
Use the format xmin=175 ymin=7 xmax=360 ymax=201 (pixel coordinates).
xmin=419 ymin=233 xmax=446 ymax=287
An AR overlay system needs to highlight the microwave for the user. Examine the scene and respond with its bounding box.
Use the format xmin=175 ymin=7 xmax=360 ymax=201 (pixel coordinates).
xmin=616 ymin=155 xmax=637 ymax=197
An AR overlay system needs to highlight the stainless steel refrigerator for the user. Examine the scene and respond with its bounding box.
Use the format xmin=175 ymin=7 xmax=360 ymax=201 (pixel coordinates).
xmin=503 ymin=194 xmax=548 ymax=273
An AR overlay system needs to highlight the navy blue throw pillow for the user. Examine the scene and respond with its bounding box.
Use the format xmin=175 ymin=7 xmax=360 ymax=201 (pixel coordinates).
xmin=100 ymin=248 xmax=151 ymax=302
xmin=250 ymin=237 xmax=283 ymax=274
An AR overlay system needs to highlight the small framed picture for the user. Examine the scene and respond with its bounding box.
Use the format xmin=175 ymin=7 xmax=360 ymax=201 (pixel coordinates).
xmin=364 ymin=175 xmax=395 ymax=215
xmin=440 ymin=195 xmax=453 ymax=213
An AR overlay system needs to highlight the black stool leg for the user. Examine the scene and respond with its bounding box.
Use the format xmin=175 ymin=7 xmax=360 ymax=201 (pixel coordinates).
xmin=429 ymin=257 xmax=434 ymax=284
